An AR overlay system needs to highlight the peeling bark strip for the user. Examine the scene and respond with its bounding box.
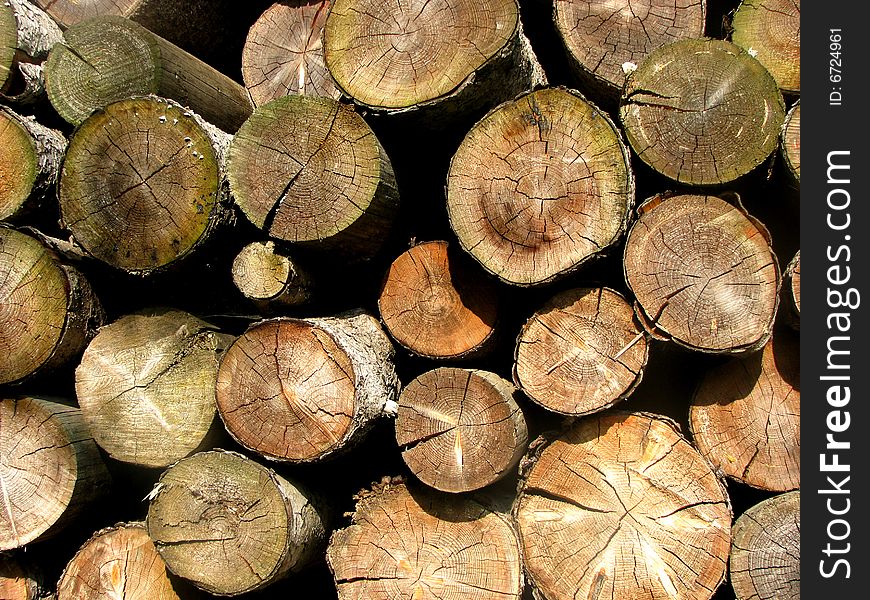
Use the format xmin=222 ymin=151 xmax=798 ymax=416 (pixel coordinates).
xmin=781 ymin=100 xmax=800 ymax=184
xmin=730 ymin=491 xmax=800 ymax=600
xmin=447 ymin=87 xmax=634 ymax=286
xmin=554 ymin=0 xmax=706 ymax=100
xmin=783 ymin=250 xmax=799 ymax=329
xmin=0 ymin=106 xmax=66 ymax=222
xmin=514 ymin=411 xmax=731 ymax=600
xmin=59 ymin=97 xmax=232 ymax=276
xmin=690 ymin=328 xmax=800 ymax=491
xmin=620 ymin=38 xmax=785 ymax=185
xmin=146 ymin=450 xmax=327 ymax=596
xmin=57 ymin=522 xmax=181 ymax=600
xmin=227 ymin=95 xmax=399 ymax=258
xmin=0 ymin=227 xmax=103 ymax=385
xmin=0 ymin=557 xmax=50 ymax=600
xmin=44 ymin=16 xmax=253 ymax=132
xmin=327 ymin=479 xmax=523 ymax=599
xmin=323 ymin=0 xmax=545 ymax=117
xmin=243 ymin=0 xmax=339 ymax=106
xmin=396 ymin=368 xmax=528 ymax=493
xmin=0 ymin=397 xmax=111 ymax=551
xmin=216 ymin=311 xmax=399 ymax=463
xmin=623 ymin=194 xmax=780 ymax=354
xmin=75 ymin=309 xmax=235 ymax=469
xmin=514 ymin=287 xmax=647 ymax=416
xmin=0 ymin=0 xmax=62 ymax=105
xmin=232 ymin=240 xmax=313 ymax=311
xmin=378 ymin=240 xmax=499 ymax=359
xmin=731 ymin=0 xmax=800 ymax=94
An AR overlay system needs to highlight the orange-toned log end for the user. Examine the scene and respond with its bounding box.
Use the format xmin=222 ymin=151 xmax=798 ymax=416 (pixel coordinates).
xmin=690 ymin=327 xmax=800 ymax=491
xmin=730 ymin=491 xmax=800 ymax=600
xmin=624 ymin=194 xmax=780 ymax=354
xmin=514 ymin=411 xmax=731 ymax=600
xmin=378 ymin=241 xmax=498 ymax=359
xmin=396 ymin=368 xmax=528 ymax=493
xmin=514 ymin=287 xmax=647 ymax=415
xmin=57 ymin=523 xmax=181 ymax=600
xmin=327 ymin=480 xmax=523 ymax=599
xmin=0 ymin=557 xmax=48 ymax=600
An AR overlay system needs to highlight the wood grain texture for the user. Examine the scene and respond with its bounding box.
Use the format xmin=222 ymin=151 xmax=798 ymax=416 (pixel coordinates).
xmin=731 ymin=0 xmax=800 ymax=93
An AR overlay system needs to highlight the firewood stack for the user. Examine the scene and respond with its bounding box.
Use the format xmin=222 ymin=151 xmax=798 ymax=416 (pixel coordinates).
xmin=0 ymin=0 xmax=800 ymax=598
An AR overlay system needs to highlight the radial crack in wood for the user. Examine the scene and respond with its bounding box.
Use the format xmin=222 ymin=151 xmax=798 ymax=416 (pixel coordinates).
xmin=731 ymin=0 xmax=800 ymax=94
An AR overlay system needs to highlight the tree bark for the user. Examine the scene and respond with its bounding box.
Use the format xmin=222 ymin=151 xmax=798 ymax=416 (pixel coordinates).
xmin=56 ymin=522 xmax=182 ymax=600
xmin=44 ymin=16 xmax=253 ymax=132
xmin=215 ymin=311 xmax=399 ymax=463
xmin=232 ymin=240 xmax=313 ymax=311
xmin=620 ymin=38 xmax=785 ymax=185
xmin=396 ymin=368 xmax=527 ymax=493
xmin=242 ymin=1 xmax=339 ymax=106
xmin=378 ymin=240 xmax=499 ymax=360
xmin=0 ymin=557 xmax=50 ymax=600
xmin=554 ymin=0 xmax=706 ymax=104
xmin=623 ymin=193 xmax=780 ymax=354
xmin=0 ymin=397 xmax=111 ymax=551
xmin=323 ymin=0 xmax=546 ymax=120
xmin=730 ymin=0 xmax=800 ymax=94
xmin=146 ymin=449 xmax=327 ymax=596
xmin=729 ymin=491 xmax=800 ymax=600
xmin=689 ymin=327 xmax=800 ymax=491
xmin=447 ymin=87 xmax=634 ymax=286
xmin=514 ymin=411 xmax=731 ymax=600
xmin=0 ymin=106 xmax=66 ymax=222
xmin=327 ymin=478 xmax=524 ymax=599
xmin=0 ymin=0 xmax=62 ymax=106
xmin=782 ymin=250 xmax=799 ymax=329
xmin=58 ymin=96 xmax=233 ymax=276
xmin=227 ymin=95 xmax=399 ymax=259
xmin=0 ymin=226 xmax=104 ymax=385
xmin=781 ymin=100 xmax=800 ymax=185
xmin=514 ymin=287 xmax=648 ymax=416
xmin=75 ymin=309 xmax=235 ymax=469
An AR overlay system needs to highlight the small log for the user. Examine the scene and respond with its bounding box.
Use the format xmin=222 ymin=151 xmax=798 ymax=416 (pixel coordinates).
xmin=146 ymin=449 xmax=327 ymax=596
xmin=56 ymin=522 xmax=182 ymax=600
xmin=0 ymin=397 xmax=111 ymax=551
xmin=378 ymin=240 xmax=499 ymax=359
xmin=620 ymin=38 xmax=785 ymax=185
xmin=0 ymin=557 xmax=50 ymax=600
xmin=216 ymin=311 xmax=399 ymax=463
xmin=323 ymin=0 xmax=545 ymax=119
xmin=44 ymin=16 xmax=253 ymax=132
xmin=447 ymin=87 xmax=634 ymax=286
xmin=689 ymin=327 xmax=800 ymax=491
xmin=396 ymin=368 xmax=527 ymax=493
xmin=242 ymin=1 xmax=339 ymax=106
xmin=75 ymin=309 xmax=235 ymax=469
xmin=58 ymin=96 xmax=232 ymax=275
xmin=232 ymin=240 xmax=313 ymax=311
xmin=730 ymin=491 xmax=800 ymax=600
xmin=327 ymin=478 xmax=523 ymax=599
xmin=514 ymin=411 xmax=731 ymax=600
xmin=623 ymin=193 xmax=780 ymax=354
xmin=781 ymin=100 xmax=800 ymax=184
xmin=731 ymin=0 xmax=800 ymax=94
xmin=227 ymin=95 xmax=399 ymax=259
xmin=0 ymin=106 xmax=66 ymax=222
xmin=0 ymin=0 xmax=62 ymax=105
xmin=554 ymin=0 xmax=706 ymax=102
xmin=0 ymin=226 xmax=104 ymax=385
xmin=514 ymin=287 xmax=648 ymax=416
xmin=782 ymin=250 xmax=799 ymax=329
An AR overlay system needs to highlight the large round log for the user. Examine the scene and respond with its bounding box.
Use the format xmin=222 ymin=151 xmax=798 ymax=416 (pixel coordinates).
xmin=731 ymin=0 xmax=800 ymax=94
xmin=0 ymin=0 xmax=62 ymax=105
xmin=514 ymin=411 xmax=731 ymax=600
xmin=447 ymin=87 xmax=634 ymax=286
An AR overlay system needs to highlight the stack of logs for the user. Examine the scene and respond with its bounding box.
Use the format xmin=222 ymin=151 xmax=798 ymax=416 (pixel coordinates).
xmin=1 ymin=0 xmax=800 ymax=598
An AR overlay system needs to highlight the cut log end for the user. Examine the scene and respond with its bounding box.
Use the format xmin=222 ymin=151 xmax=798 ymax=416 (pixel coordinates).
xmin=0 ymin=556 xmax=48 ymax=600
xmin=515 ymin=411 xmax=731 ymax=600
xmin=32 ymin=0 xmax=141 ymax=27
xmin=624 ymin=194 xmax=780 ymax=354
xmin=730 ymin=491 xmax=800 ymax=600
xmin=448 ymin=87 xmax=633 ymax=286
xmin=514 ymin=287 xmax=648 ymax=415
xmin=783 ymin=250 xmax=799 ymax=328
xmin=327 ymin=480 xmax=523 ymax=599
xmin=0 ymin=4 xmax=14 ymax=93
xmin=232 ymin=240 xmax=313 ymax=308
xmin=396 ymin=368 xmax=527 ymax=493
xmin=378 ymin=240 xmax=498 ymax=359
xmin=781 ymin=100 xmax=800 ymax=183
xmin=731 ymin=0 xmax=800 ymax=94
xmin=0 ymin=108 xmax=37 ymax=221
xmin=620 ymin=38 xmax=785 ymax=185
